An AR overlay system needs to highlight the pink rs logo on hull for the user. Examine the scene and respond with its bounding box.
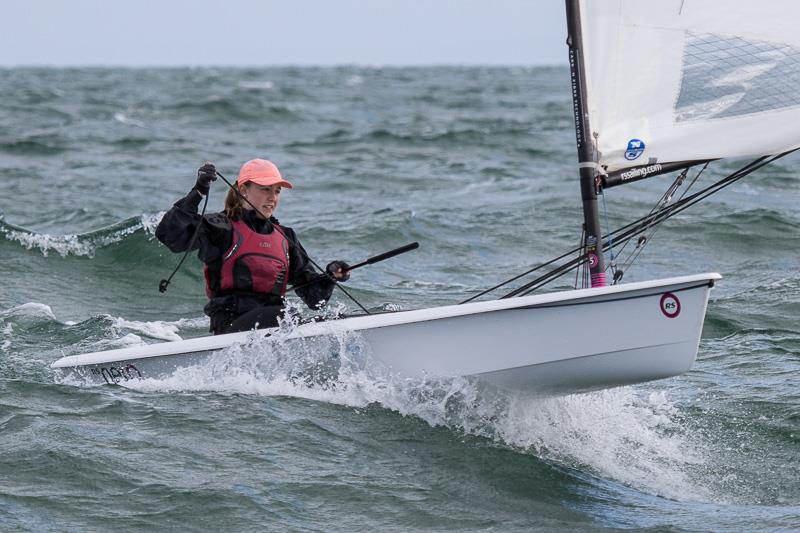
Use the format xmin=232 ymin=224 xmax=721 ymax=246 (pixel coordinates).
xmin=659 ymin=293 xmax=681 ymax=318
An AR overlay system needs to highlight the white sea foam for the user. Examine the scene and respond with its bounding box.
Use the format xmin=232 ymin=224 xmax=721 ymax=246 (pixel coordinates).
xmin=113 ymin=112 xmax=145 ymax=127
xmin=238 ymin=80 xmax=274 ymax=90
xmin=0 ymin=302 xmax=58 ymax=322
xmin=345 ymin=75 xmax=363 ymax=87
xmin=171 ymin=316 xmax=210 ymax=329
xmin=3 ymin=230 xmax=91 ymax=257
xmin=117 ymin=306 xmax=710 ymax=502
xmin=491 ymin=389 xmax=709 ymax=501
xmin=140 ymin=212 xmax=165 ymax=235
xmin=106 ymin=315 xmax=208 ymax=342
xmin=92 ymin=333 xmax=146 ymax=350
xmin=1 ymin=323 xmax=13 ymax=352
xmin=109 ymin=317 xmax=184 ymax=342
xmin=1 ymin=213 xmax=165 ymax=257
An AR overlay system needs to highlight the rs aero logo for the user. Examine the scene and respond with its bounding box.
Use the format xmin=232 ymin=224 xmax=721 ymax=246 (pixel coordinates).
xmin=659 ymin=292 xmax=681 ymax=318
xmin=624 ymin=138 xmax=645 ymax=161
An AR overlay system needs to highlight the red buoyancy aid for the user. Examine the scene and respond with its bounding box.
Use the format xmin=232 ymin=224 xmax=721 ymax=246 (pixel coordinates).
xmin=204 ymin=219 xmax=290 ymax=299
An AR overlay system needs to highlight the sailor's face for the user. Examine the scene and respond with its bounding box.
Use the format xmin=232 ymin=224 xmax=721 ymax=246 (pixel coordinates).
xmin=241 ymin=183 xmax=281 ymax=219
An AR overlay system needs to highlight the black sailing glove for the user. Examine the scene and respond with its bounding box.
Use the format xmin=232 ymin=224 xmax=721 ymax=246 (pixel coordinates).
xmin=326 ymin=260 xmax=351 ymax=282
xmin=195 ymin=162 xmax=217 ymax=196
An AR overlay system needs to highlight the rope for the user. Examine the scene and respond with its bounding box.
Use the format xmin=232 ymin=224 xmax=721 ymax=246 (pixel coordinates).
xmin=159 ymin=192 xmax=209 ymax=293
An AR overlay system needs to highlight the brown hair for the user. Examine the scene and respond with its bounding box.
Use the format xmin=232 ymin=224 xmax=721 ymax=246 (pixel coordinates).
xmin=224 ymin=182 xmax=250 ymax=220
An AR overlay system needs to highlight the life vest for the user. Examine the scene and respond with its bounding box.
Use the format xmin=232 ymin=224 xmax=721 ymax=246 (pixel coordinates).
xmin=204 ymin=219 xmax=290 ymax=299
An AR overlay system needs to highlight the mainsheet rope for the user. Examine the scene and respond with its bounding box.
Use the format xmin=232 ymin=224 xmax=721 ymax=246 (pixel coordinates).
xmin=159 ymin=192 xmax=209 ymax=293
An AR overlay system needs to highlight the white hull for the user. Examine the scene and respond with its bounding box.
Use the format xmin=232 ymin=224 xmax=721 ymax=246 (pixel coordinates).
xmin=51 ymin=273 xmax=721 ymax=394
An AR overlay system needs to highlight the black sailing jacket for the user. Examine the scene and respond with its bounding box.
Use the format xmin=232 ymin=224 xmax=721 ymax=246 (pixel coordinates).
xmin=155 ymin=189 xmax=336 ymax=327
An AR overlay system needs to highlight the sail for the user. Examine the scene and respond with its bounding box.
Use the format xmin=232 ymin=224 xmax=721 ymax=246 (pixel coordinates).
xmin=578 ymin=0 xmax=800 ymax=173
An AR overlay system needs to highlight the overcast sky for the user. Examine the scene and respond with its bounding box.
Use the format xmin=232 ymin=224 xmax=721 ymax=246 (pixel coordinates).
xmin=1 ymin=0 xmax=568 ymax=66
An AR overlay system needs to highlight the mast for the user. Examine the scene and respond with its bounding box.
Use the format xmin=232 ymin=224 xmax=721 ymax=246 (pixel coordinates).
xmin=565 ymin=0 xmax=606 ymax=287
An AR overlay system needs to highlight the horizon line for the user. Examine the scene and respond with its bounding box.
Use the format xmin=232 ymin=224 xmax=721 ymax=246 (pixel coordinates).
xmin=0 ymin=61 xmax=568 ymax=69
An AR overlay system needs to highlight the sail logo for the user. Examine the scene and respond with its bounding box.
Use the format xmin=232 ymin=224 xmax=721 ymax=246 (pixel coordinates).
xmin=624 ymin=139 xmax=645 ymax=160
xmin=621 ymin=163 xmax=663 ymax=181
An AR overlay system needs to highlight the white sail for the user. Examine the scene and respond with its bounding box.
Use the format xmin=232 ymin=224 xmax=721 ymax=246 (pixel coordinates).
xmin=579 ymin=0 xmax=800 ymax=173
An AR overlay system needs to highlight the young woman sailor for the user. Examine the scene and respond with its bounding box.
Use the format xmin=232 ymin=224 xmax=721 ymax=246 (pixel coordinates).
xmin=155 ymin=159 xmax=350 ymax=335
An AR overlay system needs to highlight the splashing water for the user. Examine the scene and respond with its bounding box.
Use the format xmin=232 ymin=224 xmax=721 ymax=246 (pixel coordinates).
xmin=99 ymin=304 xmax=712 ymax=503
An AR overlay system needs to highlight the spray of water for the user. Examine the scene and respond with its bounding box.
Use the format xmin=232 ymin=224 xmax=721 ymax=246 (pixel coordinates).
xmin=87 ymin=303 xmax=714 ymax=502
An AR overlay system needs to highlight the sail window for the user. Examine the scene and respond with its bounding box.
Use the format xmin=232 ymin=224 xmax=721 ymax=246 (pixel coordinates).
xmin=675 ymin=32 xmax=800 ymax=122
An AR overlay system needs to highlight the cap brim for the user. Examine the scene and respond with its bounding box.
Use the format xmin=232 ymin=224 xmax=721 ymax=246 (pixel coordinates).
xmin=240 ymin=176 xmax=294 ymax=189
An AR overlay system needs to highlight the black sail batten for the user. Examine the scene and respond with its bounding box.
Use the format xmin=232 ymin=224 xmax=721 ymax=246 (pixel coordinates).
xmin=566 ymin=0 xmax=606 ymax=287
xmin=602 ymin=159 xmax=716 ymax=188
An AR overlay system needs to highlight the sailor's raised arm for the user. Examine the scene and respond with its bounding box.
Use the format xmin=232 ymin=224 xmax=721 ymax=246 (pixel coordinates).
xmin=155 ymin=162 xmax=227 ymax=256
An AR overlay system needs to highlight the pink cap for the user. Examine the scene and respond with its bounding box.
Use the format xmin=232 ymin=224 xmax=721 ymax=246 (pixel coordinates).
xmin=237 ymin=159 xmax=293 ymax=188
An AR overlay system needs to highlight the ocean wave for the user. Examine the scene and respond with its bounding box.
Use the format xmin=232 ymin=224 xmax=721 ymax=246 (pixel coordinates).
xmin=0 ymin=138 xmax=67 ymax=155
xmin=715 ymin=273 xmax=800 ymax=303
xmin=110 ymin=136 xmax=152 ymax=149
xmin=0 ymin=302 xmax=204 ymax=337
xmin=0 ymin=302 xmax=59 ymax=323
xmin=237 ymin=80 xmax=274 ymax=90
xmin=112 ymin=112 xmax=146 ymax=127
xmin=166 ymin=95 xmax=299 ymax=121
xmin=289 ymin=125 xmax=533 ymax=149
xmin=0 ymin=212 xmax=164 ymax=257
xmin=690 ymin=208 xmax=798 ymax=235
xmin=0 ymin=302 xmax=208 ymax=363
xmin=167 ymin=96 xmax=255 ymax=118
xmin=0 ymin=303 xmax=68 ymax=369
xmin=344 ymin=75 xmax=363 ymax=87
xmin=107 ymin=315 xmax=208 ymax=342
xmin=72 ymin=315 xmax=208 ymax=351
xmin=17 ymin=86 xmax=65 ymax=104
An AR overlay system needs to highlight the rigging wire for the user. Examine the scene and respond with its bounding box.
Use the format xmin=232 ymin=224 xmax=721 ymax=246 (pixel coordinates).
xmin=458 ymin=241 xmax=582 ymax=304
xmin=613 ymin=167 xmax=688 ymax=273
xmin=509 ymin=152 xmax=791 ymax=297
xmin=609 ymin=166 xmax=688 ymax=264
xmin=510 ymin=159 xmax=766 ymax=296
xmin=616 ymin=163 xmax=708 ymax=274
xmin=460 ymin=149 xmax=796 ymax=302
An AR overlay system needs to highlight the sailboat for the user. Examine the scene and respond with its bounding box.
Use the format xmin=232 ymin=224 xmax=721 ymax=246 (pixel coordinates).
xmin=52 ymin=0 xmax=800 ymax=393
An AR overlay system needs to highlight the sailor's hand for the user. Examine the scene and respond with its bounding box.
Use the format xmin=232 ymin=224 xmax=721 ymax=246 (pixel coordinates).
xmin=195 ymin=162 xmax=217 ymax=195
xmin=326 ymin=260 xmax=350 ymax=282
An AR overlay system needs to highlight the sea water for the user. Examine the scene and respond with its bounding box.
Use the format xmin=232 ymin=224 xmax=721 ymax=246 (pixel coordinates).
xmin=1 ymin=67 xmax=798 ymax=532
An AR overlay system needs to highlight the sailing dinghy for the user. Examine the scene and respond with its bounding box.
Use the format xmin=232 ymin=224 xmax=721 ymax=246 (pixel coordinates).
xmin=52 ymin=274 xmax=719 ymax=392
xmin=52 ymin=0 xmax=800 ymax=393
